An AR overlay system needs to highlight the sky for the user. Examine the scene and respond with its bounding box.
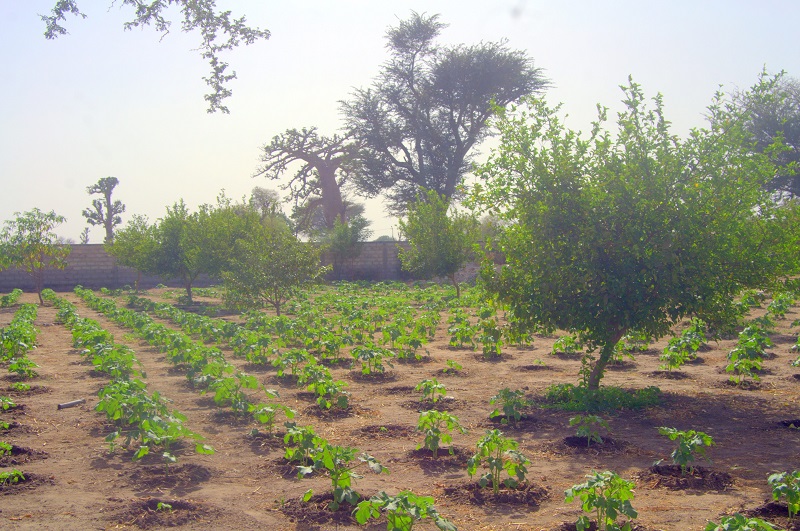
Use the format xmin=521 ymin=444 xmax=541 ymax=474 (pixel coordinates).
xmin=1 ymin=1 xmax=799 ymax=242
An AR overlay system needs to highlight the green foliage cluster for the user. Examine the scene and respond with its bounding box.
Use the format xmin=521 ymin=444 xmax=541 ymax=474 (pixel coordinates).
xmin=544 ymin=383 xmax=661 ymax=413
xmin=398 ymin=190 xmax=478 ymax=298
xmin=726 ymin=325 xmax=773 ymax=384
xmin=657 ymin=427 xmax=714 ymax=474
xmin=0 ymin=289 xmax=23 ymax=308
xmin=466 ymin=429 xmax=529 ymax=494
xmin=42 ymin=289 xmax=213 ymax=472
xmin=565 ymin=470 xmax=637 ymax=531
xmin=0 ymin=209 xmax=70 ymax=304
xmin=354 ymin=490 xmax=457 ymax=531
xmin=416 ymin=410 xmax=466 ymax=459
xmin=0 ymin=303 xmax=40 ymax=379
xmin=659 ymin=318 xmax=707 ymax=371
xmin=768 ymin=469 xmax=800 ymax=519
xmin=473 ymin=74 xmax=800 ymax=390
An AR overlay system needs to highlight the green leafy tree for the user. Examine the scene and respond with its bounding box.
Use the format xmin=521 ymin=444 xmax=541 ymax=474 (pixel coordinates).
xmin=222 ymin=224 xmax=328 ymax=316
xmin=342 ymin=11 xmax=547 ymax=213
xmin=152 ymin=197 xmax=260 ymax=303
xmin=41 ymin=1 xmax=270 ymax=113
xmin=0 ymin=209 xmax=70 ymax=304
xmin=473 ymin=76 xmax=800 ymax=390
xmin=398 ymin=190 xmax=478 ymax=298
xmin=324 ymin=215 xmax=373 ymax=278
xmin=734 ymin=71 xmax=800 ymax=197
xmin=82 ymin=176 xmax=125 ymax=244
xmin=105 ymin=214 xmax=158 ymax=291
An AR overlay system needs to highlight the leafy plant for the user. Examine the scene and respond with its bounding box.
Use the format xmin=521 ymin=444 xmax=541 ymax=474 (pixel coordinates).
xmin=416 ymin=378 xmax=447 ymax=404
xmin=767 ymin=469 xmax=800 ymax=519
xmin=726 ymin=325 xmax=771 ymax=384
xmin=0 ymin=396 xmax=16 ymax=410
xmin=657 ymin=427 xmax=714 ymax=474
xmin=249 ymin=389 xmax=295 ymax=434
xmin=477 ymin=306 xmax=503 ymax=358
xmin=659 ymin=318 xmax=707 ymax=371
xmin=0 ymin=440 xmax=12 ymax=456
xmin=352 ymin=345 xmax=394 ymax=375
xmin=544 ymin=383 xmax=661 ymax=412
xmin=564 ymin=470 xmax=637 ymax=531
xmin=489 ymin=388 xmax=531 ymax=425
xmin=9 ymin=382 xmax=30 ymax=392
xmin=283 ymin=423 xmax=325 ymax=466
xmin=0 ymin=469 xmax=24 ymax=486
xmin=569 ymin=415 xmax=611 ymax=447
xmin=552 ymin=334 xmax=583 ymax=356
xmin=354 ymin=490 xmax=457 ymax=531
xmin=417 ymin=410 xmax=466 ymax=459
xmin=298 ymin=443 xmax=387 ymax=510
xmin=466 ymin=429 xmax=529 ymax=494
xmin=442 ymin=359 xmax=462 ymax=374
xmin=704 ymin=514 xmax=778 ymax=531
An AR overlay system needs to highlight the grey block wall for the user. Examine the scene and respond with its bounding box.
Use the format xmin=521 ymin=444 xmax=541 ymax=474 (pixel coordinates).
xmin=1 ymin=242 xmax=478 ymax=292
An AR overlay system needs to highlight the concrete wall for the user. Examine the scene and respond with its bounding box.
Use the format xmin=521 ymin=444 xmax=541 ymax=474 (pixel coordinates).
xmin=1 ymin=242 xmax=480 ymax=292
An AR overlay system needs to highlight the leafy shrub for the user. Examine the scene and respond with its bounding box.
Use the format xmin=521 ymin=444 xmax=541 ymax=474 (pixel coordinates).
xmin=544 ymin=384 xmax=661 ymax=412
xmin=569 ymin=415 xmax=610 ymax=446
xmin=417 ymin=410 xmax=466 ymax=459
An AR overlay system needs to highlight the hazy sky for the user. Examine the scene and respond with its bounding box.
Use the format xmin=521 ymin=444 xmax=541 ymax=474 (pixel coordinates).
xmin=1 ymin=1 xmax=799 ymax=241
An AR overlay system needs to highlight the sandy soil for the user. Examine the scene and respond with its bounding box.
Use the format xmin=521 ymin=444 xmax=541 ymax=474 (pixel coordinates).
xmin=1 ymin=287 xmax=799 ymax=531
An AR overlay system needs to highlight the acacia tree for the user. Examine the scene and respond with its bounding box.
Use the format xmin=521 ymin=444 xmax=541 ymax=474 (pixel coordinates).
xmin=735 ymin=71 xmax=800 ymax=196
xmin=398 ymin=190 xmax=478 ymax=298
xmin=473 ymin=77 xmax=800 ymax=390
xmin=222 ymin=225 xmax=328 ymax=316
xmin=254 ymin=128 xmax=361 ymax=233
xmin=342 ymin=11 xmax=547 ymax=214
xmin=41 ymin=0 xmax=270 ymax=113
xmin=0 ymin=209 xmax=71 ymax=304
xmin=82 ymin=176 xmax=125 ymax=243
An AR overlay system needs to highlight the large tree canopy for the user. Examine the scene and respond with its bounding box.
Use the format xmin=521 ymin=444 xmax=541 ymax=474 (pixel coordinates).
xmin=82 ymin=176 xmax=125 ymax=244
xmin=41 ymin=0 xmax=270 ymax=113
xmin=342 ymin=11 xmax=547 ymax=214
xmin=253 ymin=128 xmax=361 ymax=233
xmin=473 ymin=77 xmax=800 ymax=390
xmin=0 ymin=209 xmax=71 ymax=304
xmin=735 ymin=71 xmax=800 ymax=196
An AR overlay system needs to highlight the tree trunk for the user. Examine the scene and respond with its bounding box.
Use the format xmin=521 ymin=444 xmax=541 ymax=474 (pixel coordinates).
xmin=318 ymin=165 xmax=346 ymax=229
xmin=586 ymin=330 xmax=625 ymax=390
xmin=449 ymin=273 xmax=461 ymax=298
xmin=184 ymin=282 xmax=193 ymax=304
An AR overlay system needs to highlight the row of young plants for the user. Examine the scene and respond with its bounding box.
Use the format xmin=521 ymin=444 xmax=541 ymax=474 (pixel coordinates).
xmin=98 ymin=284 xmax=799 ymax=529
xmin=0 ymin=288 xmax=23 ymax=308
xmin=0 ymin=301 xmax=40 ymax=380
xmin=40 ymin=289 xmax=213 ymax=473
xmin=111 ymin=292 xmax=350 ymax=413
xmin=0 ymin=290 xmax=35 ymax=490
xmin=76 ymin=288 xmax=297 ymax=427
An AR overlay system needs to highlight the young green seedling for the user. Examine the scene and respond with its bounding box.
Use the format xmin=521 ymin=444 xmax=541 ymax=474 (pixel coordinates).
xmin=489 ymin=388 xmax=532 ymax=425
xmin=298 ymin=442 xmax=388 ymax=510
xmin=704 ymin=514 xmax=777 ymax=531
xmin=354 ymin=490 xmax=457 ymax=531
xmin=0 ymin=469 xmax=25 ymax=486
xmin=569 ymin=415 xmax=611 ymax=447
xmin=417 ymin=410 xmax=466 ymax=459
xmin=767 ymin=469 xmax=800 ymax=520
xmin=416 ymin=378 xmax=447 ymax=404
xmin=564 ymin=470 xmax=637 ymax=531
xmin=657 ymin=427 xmax=714 ymax=474
xmin=466 ymin=429 xmax=529 ymax=495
